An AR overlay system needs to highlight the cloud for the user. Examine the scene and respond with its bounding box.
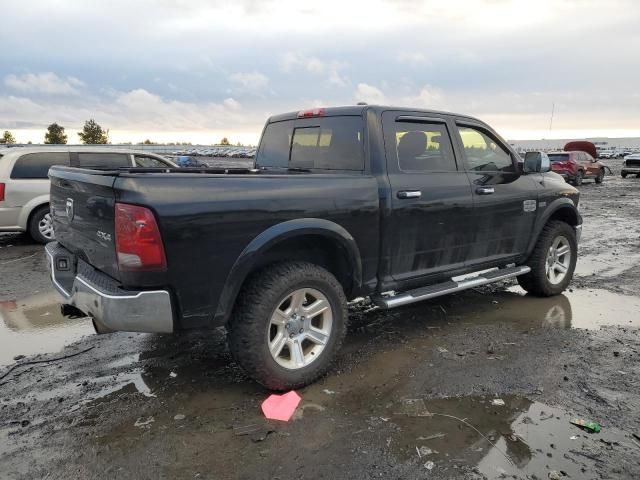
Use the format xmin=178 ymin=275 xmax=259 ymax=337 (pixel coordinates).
xmin=4 ymin=72 xmax=84 ymax=95
xmin=228 ymin=72 xmax=269 ymax=92
xmin=402 ymin=85 xmax=446 ymax=109
xmin=2 ymin=0 xmax=640 ymax=143
xmin=223 ymin=97 xmax=241 ymax=110
xmin=397 ymin=52 xmax=429 ymax=66
xmin=280 ymin=52 xmax=348 ymax=87
xmin=354 ymin=83 xmax=387 ymax=104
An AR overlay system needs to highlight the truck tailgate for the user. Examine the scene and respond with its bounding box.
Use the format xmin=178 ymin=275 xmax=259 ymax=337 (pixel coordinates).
xmin=49 ymin=167 xmax=120 ymax=281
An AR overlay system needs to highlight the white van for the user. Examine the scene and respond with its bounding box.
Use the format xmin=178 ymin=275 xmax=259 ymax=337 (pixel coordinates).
xmin=0 ymin=147 xmax=176 ymax=243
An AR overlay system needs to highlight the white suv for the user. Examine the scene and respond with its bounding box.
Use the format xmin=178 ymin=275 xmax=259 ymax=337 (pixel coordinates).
xmin=0 ymin=147 xmax=176 ymax=243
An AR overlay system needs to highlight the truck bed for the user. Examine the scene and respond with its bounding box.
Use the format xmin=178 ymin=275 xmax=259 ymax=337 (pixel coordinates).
xmin=49 ymin=165 xmax=380 ymax=328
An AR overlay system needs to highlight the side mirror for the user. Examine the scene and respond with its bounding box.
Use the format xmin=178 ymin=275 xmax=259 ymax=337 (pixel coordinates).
xmin=524 ymin=151 xmax=551 ymax=173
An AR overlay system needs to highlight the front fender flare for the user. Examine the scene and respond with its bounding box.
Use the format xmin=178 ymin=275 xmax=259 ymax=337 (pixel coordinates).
xmin=526 ymin=198 xmax=581 ymax=256
xmin=213 ymin=218 xmax=362 ymax=324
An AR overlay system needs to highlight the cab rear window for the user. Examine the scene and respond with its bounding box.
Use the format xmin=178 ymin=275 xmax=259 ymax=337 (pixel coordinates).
xmin=257 ymin=116 xmax=364 ymax=171
xmin=10 ymin=152 xmax=70 ymax=179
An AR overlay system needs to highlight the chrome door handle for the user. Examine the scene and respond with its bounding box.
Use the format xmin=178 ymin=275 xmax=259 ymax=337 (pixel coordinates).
xmin=397 ymin=190 xmax=422 ymax=199
xmin=476 ymin=187 xmax=495 ymax=195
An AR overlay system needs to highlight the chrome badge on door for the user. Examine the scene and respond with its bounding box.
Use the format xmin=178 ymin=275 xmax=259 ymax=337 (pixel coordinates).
xmin=65 ymin=198 xmax=74 ymax=221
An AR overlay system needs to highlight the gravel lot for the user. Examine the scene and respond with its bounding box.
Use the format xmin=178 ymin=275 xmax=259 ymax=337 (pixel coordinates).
xmin=1 ymin=160 xmax=639 ymax=479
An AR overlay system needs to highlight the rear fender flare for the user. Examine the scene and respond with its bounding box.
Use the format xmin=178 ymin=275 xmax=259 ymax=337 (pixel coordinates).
xmin=213 ymin=218 xmax=362 ymax=324
xmin=526 ymin=198 xmax=580 ymax=256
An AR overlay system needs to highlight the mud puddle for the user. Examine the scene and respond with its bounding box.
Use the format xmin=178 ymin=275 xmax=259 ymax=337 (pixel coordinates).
xmin=387 ymin=395 xmax=635 ymax=479
xmin=353 ymin=285 xmax=640 ymax=336
xmin=0 ymin=290 xmax=95 ymax=366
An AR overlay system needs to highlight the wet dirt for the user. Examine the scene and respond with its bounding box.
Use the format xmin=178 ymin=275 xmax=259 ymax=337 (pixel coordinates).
xmin=0 ymin=292 xmax=94 ymax=367
xmin=1 ymin=165 xmax=640 ymax=479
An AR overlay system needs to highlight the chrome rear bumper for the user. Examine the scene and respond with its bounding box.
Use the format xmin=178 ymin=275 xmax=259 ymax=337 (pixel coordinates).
xmin=45 ymin=242 xmax=174 ymax=333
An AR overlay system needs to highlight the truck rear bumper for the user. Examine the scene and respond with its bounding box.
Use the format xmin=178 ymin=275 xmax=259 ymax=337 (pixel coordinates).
xmin=45 ymin=242 xmax=174 ymax=333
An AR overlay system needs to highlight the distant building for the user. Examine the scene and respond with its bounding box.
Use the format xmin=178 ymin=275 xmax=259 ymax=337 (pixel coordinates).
xmin=508 ymin=137 xmax=640 ymax=155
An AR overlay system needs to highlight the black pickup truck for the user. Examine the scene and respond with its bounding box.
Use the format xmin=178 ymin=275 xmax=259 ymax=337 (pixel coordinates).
xmin=46 ymin=105 xmax=582 ymax=389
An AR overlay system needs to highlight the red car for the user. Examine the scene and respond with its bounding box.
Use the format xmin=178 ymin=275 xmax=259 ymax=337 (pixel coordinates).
xmin=548 ymin=150 xmax=606 ymax=185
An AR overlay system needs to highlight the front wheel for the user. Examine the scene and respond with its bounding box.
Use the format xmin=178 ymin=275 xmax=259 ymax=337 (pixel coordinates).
xmin=517 ymin=221 xmax=577 ymax=297
xmin=228 ymin=261 xmax=347 ymax=390
xmin=621 ymin=172 xmax=628 ymax=178
xmin=595 ymin=168 xmax=605 ymax=184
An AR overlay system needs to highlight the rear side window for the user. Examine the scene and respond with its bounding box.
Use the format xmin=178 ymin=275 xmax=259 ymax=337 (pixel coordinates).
xmin=548 ymin=153 xmax=570 ymax=162
xmin=11 ymin=153 xmax=70 ymax=179
xmin=257 ymin=116 xmax=364 ymax=171
xmin=77 ymin=153 xmax=130 ymax=169
xmin=392 ymin=122 xmax=457 ymax=172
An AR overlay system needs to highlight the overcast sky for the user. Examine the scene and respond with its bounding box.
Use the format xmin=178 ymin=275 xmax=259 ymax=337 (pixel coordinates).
xmin=1 ymin=0 xmax=639 ymax=144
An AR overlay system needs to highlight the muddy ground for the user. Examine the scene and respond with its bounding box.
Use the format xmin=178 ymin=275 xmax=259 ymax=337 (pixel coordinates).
xmin=1 ymin=161 xmax=639 ymax=479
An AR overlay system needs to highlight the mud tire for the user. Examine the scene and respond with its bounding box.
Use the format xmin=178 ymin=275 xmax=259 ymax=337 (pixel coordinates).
xmin=518 ymin=221 xmax=577 ymax=297
xmin=228 ymin=261 xmax=347 ymax=390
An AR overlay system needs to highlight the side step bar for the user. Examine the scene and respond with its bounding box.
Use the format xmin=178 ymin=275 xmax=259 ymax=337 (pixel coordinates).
xmin=373 ymin=265 xmax=531 ymax=309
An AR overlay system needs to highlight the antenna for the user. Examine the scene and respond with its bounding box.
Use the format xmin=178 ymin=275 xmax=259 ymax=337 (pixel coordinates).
xmin=549 ymin=102 xmax=555 ymax=132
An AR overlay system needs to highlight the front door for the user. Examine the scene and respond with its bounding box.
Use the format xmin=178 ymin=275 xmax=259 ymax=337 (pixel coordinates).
xmin=453 ymin=121 xmax=538 ymax=267
xmin=381 ymin=112 xmax=475 ymax=283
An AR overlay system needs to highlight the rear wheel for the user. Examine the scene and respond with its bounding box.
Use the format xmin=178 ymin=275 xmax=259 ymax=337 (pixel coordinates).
xmin=228 ymin=261 xmax=347 ymax=390
xmin=28 ymin=205 xmax=55 ymax=244
xmin=573 ymin=170 xmax=583 ymax=186
xmin=517 ymin=221 xmax=577 ymax=297
xmin=621 ymin=172 xmax=628 ymax=178
xmin=595 ymin=168 xmax=605 ymax=184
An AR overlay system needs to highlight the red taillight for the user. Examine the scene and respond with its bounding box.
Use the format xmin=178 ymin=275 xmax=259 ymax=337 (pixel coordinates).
xmin=297 ymin=108 xmax=325 ymax=118
xmin=0 ymin=183 xmax=5 ymax=202
xmin=115 ymin=203 xmax=167 ymax=272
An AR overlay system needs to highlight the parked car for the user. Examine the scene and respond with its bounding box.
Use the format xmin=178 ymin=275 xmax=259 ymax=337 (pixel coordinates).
xmin=46 ymin=105 xmax=581 ymax=389
xmin=0 ymin=147 xmax=176 ymax=243
xmin=621 ymin=153 xmax=640 ymax=178
xmin=547 ymin=151 xmax=606 ymax=185
xmin=176 ymin=155 xmax=208 ymax=167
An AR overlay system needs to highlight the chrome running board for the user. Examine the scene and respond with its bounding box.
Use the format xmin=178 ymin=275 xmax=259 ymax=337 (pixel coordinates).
xmin=373 ymin=265 xmax=531 ymax=309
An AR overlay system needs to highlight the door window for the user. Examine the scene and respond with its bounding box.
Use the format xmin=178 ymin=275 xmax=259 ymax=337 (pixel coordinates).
xmin=10 ymin=152 xmax=70 ymax=179
xmin=77 ymin=153 xmax=130 ymax=169
xmin=458 ymin=126 xmax=514 ymax=172
xmin=134 ymin=155 xmax=170 ymax=167
xmin=392 ymin=122 xmax=457 ymax=172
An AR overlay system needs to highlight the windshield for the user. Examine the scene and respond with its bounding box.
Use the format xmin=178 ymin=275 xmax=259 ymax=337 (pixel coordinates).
xmin=256 ymin=116 xmax=364 ymax=171
xmin=548 ymin=153 xmax=570 ymax=162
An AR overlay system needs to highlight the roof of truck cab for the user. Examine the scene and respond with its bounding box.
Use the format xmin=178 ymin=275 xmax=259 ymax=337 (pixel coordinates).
xmin=267 ymin=105 xmax=483 ymax=123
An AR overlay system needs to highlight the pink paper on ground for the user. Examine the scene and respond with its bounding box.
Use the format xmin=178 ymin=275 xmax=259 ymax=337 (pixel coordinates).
xmin=261 ymin=391 xmax=302 ymax=421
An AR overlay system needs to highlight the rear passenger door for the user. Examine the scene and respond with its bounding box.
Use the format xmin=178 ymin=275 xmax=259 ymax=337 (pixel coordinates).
xmin=382 ymin=112 xmax=475 ymax=282
xmin=453 ymin=121 xmax=538 ymax=266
